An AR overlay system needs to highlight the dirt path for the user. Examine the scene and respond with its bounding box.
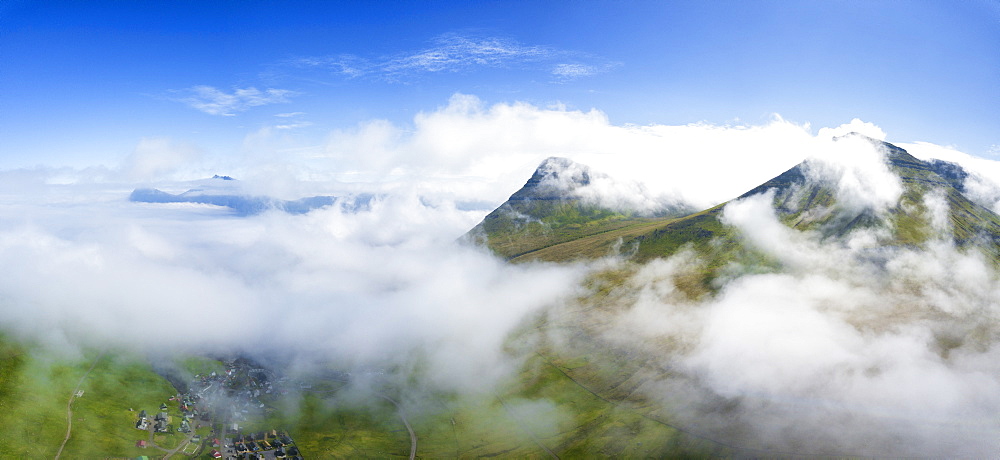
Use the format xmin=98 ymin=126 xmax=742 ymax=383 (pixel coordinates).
xmin=54 ymin=352 xmax=105 ymax=460
xmin=379 ymin=394 xmax=417 ymax=460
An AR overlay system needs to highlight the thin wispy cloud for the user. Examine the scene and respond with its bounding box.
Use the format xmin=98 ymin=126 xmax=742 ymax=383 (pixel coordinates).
xmin=286 ymin=33 xmax=613 ymax=83
xmin=274 ymin=121 xmax=313 ymax=130
xmin=383 ymin=34 xmax=550 ymax=74
xmin=175 ymin=85 xmax=296 ymax=116
xmin=550 ymin=62 xmax=618 ymax=82
xmin=552 ymin=63 xmax=596 ymax=78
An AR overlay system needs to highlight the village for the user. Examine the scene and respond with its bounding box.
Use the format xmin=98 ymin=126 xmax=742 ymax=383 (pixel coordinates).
xmin=131 ymin=357 xmax=305 ymax=459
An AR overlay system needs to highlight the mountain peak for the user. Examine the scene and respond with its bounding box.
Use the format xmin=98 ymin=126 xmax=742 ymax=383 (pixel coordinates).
xmin=510 ymin=157 xmax=592 ymax=201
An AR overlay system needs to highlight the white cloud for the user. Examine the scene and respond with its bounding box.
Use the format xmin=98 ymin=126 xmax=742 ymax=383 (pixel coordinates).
xmin=288 ymin=54 xmax=371 ymax=78
xmin=383 ymin=34 xmax=550 ymax=75
xmin=900 ymin=141 xmax=1000 ymax=213
xmin=817 ymin=117 xmax=887 ymax=141
xmin=802 ymin=134 xmax=903 ymax=213
xmin=274 ymin=121 xmax=313 ymax=130
xmin=3 ymin=94 xmax=1000 ymax=455
xmin=587 ymin=194 xmax=1000 ymax=456
xmin=550 ymin=62 xmax=618 ymax=81
xmin=551 ymin=63 xmax=596 ymax=78
xmin=120 ymin=137 xmax=202 ymax=181
xmin=317 ymin=95 xmax=817 ymax=209
xmin=176 ymin=85 xmax=296 ymax=116
xmin=0 ymin=184 xmax=584 ymax=394
xmin=289 ymin=33 xmax=613 ymax=83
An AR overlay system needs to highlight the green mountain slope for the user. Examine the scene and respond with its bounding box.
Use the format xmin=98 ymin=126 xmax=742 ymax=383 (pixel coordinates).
xmin=467 ymin=157 xmax=691 ymax=261
xmin=462 ymin=136 xmax=1000 ymax=456
xmin=473 ymin=136 xmax=1000 ymax=267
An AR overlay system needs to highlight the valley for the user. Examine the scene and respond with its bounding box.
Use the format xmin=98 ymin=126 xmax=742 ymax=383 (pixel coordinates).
xmin=3 ymin=135 xmax=1000 ymax=458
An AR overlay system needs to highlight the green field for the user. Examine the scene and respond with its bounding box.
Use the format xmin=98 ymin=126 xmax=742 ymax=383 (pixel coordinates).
xmin=0 ymin=334 xmax=178 ymax=458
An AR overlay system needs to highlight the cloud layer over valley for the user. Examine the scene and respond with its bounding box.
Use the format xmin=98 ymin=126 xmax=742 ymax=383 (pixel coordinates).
xmin=3 ymin=96 xmax=1000 ymax=456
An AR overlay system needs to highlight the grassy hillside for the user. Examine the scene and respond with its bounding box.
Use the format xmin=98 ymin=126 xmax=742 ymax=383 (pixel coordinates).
xmin=1 ymin=329 xmax=717 ymax=458
xmin=470 ymin=198 xmax=650 ymax=261
xmin=468 ymin=156 xmax=693 ymax=261
xmin=249 ymin=348 xmax=722 ymax=458
xmin=0 ymin=333 xmax=177 ymax=458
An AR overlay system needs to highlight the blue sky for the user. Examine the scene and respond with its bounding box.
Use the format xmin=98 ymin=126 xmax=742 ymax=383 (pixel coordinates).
xmin=2 ymin=0 xmax=998 ymax=169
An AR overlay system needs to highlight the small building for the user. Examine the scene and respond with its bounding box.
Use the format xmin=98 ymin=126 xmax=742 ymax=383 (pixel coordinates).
xmin=209 ymin=450 xmax=223 ymax=459
xmin=135 ymin=440 xmax=147 ymax=448
xmin=135 ymin=411 xmax=149 ymax=430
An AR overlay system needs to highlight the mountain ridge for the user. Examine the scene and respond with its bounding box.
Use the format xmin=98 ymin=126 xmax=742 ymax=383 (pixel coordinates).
xmin=469 ymin=135 xmax=1000 ymax=267
xmin=129 ymin=176 xmax=374 ymax=216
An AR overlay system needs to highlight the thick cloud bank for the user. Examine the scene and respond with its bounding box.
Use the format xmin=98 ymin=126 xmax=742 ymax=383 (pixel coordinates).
xmin=594 ymin=195 xmax=1000 ymax=456
xmin=2 ymin=95 xmax=1000 ymax=455
xmin=0 ymin=180 xmax=583 ymax=394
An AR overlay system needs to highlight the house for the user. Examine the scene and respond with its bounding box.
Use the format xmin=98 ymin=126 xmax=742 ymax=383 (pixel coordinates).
xmin=155 ymin=412 xmax=168 ymax=421
xmin=135 ymin=411 xmax=149 ymax=430
xmin=209 ymin=450 xmax=222 ymax=459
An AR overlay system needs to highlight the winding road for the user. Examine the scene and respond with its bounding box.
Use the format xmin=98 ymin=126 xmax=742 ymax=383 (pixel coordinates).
xmin=379 ymin=394 xmax=417 ymax=460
